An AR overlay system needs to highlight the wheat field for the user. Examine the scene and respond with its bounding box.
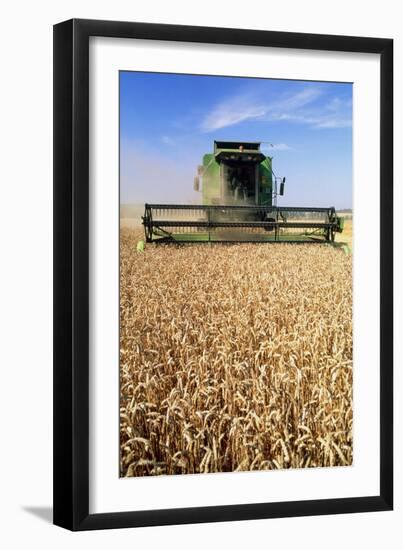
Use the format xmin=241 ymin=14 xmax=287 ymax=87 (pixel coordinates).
xmin=120 ymin=227 xmax=353 ymax=477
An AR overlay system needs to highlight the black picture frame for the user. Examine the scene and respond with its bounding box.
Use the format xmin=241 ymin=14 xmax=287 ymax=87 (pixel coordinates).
xmin=53 ymin=18 xmax=393 ymax=531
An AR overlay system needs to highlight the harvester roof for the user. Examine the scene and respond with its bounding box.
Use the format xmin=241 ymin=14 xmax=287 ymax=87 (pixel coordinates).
xmin=214 ymin=140 xmax=265 ymax=164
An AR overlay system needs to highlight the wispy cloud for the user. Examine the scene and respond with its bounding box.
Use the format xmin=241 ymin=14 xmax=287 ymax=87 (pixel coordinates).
xmin=263 ymin=143 xmax=292 ymax=151
xmin=200 ymin=94 xmax=267 ymax=132
xmin=161 ymin=135 xmax=175 ymax=145
xmin=200 ymin=86 xmax=351 ymax=132
xmin=272 ymin=87 xmax=323 ymax=112
xmin=312 ymin=114 xmax=352 ymax=129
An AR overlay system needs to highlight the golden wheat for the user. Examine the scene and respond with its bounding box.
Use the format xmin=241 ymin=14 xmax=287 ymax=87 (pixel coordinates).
xmin=120 ymin=227 xmax=353 ymax=476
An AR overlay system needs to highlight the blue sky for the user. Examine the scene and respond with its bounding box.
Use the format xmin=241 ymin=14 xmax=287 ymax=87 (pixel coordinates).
xmin=120 ymin=72 xmax=352 ymax=209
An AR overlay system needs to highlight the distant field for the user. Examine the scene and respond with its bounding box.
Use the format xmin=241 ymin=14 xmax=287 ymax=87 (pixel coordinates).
xmin=338 ymin=211 xmax=353 ymax=219
xmin=121 ymin=217 xmax=143 ymax=229
xmin=120 ymin=204 xmax=144 ymax=226
xmin=335 ymin=218 xmax=352 ymax=249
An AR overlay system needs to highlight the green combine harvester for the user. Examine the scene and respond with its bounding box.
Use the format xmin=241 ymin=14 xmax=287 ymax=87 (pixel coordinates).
xmin=142 ymin=140 xmax=344 ymax=243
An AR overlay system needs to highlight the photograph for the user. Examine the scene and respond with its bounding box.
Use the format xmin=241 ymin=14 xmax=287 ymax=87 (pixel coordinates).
xmin=119 ymin=71 xmax=353 ymax=477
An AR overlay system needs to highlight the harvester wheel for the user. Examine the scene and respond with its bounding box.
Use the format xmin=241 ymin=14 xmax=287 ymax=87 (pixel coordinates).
xmin=264 ymin=217 xmax=276 ymax=232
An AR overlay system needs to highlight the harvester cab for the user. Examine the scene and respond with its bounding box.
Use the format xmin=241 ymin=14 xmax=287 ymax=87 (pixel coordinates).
xmin=143 ymin=140 xmax=344 ymax=244
xmin=195 ymin=141 xmax=281 ymax=207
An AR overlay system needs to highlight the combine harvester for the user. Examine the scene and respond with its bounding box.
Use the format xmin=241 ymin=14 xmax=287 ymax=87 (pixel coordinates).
xmin=142 ymin=141 xmax=344 ymax=244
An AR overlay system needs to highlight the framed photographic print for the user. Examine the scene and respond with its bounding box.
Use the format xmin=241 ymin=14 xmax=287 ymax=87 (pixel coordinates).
xmin=53 ymin=19 xmax=393 ymax=530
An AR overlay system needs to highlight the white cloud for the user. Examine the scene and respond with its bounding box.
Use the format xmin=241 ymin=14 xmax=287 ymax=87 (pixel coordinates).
xmin=161 ymin=135 xmax=175 ymax=145
xmin=314 ymin=117 xmax=352 ymax=129
xmin=271 ymin=87 xmax=323 ymax=112
xmin=200 ymin=94 xmax=267 ymax=132
xmin=200 ymin=86 xmax=351 ymax=132
xmin=262 ymin=143 xmax=292 ymax=152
